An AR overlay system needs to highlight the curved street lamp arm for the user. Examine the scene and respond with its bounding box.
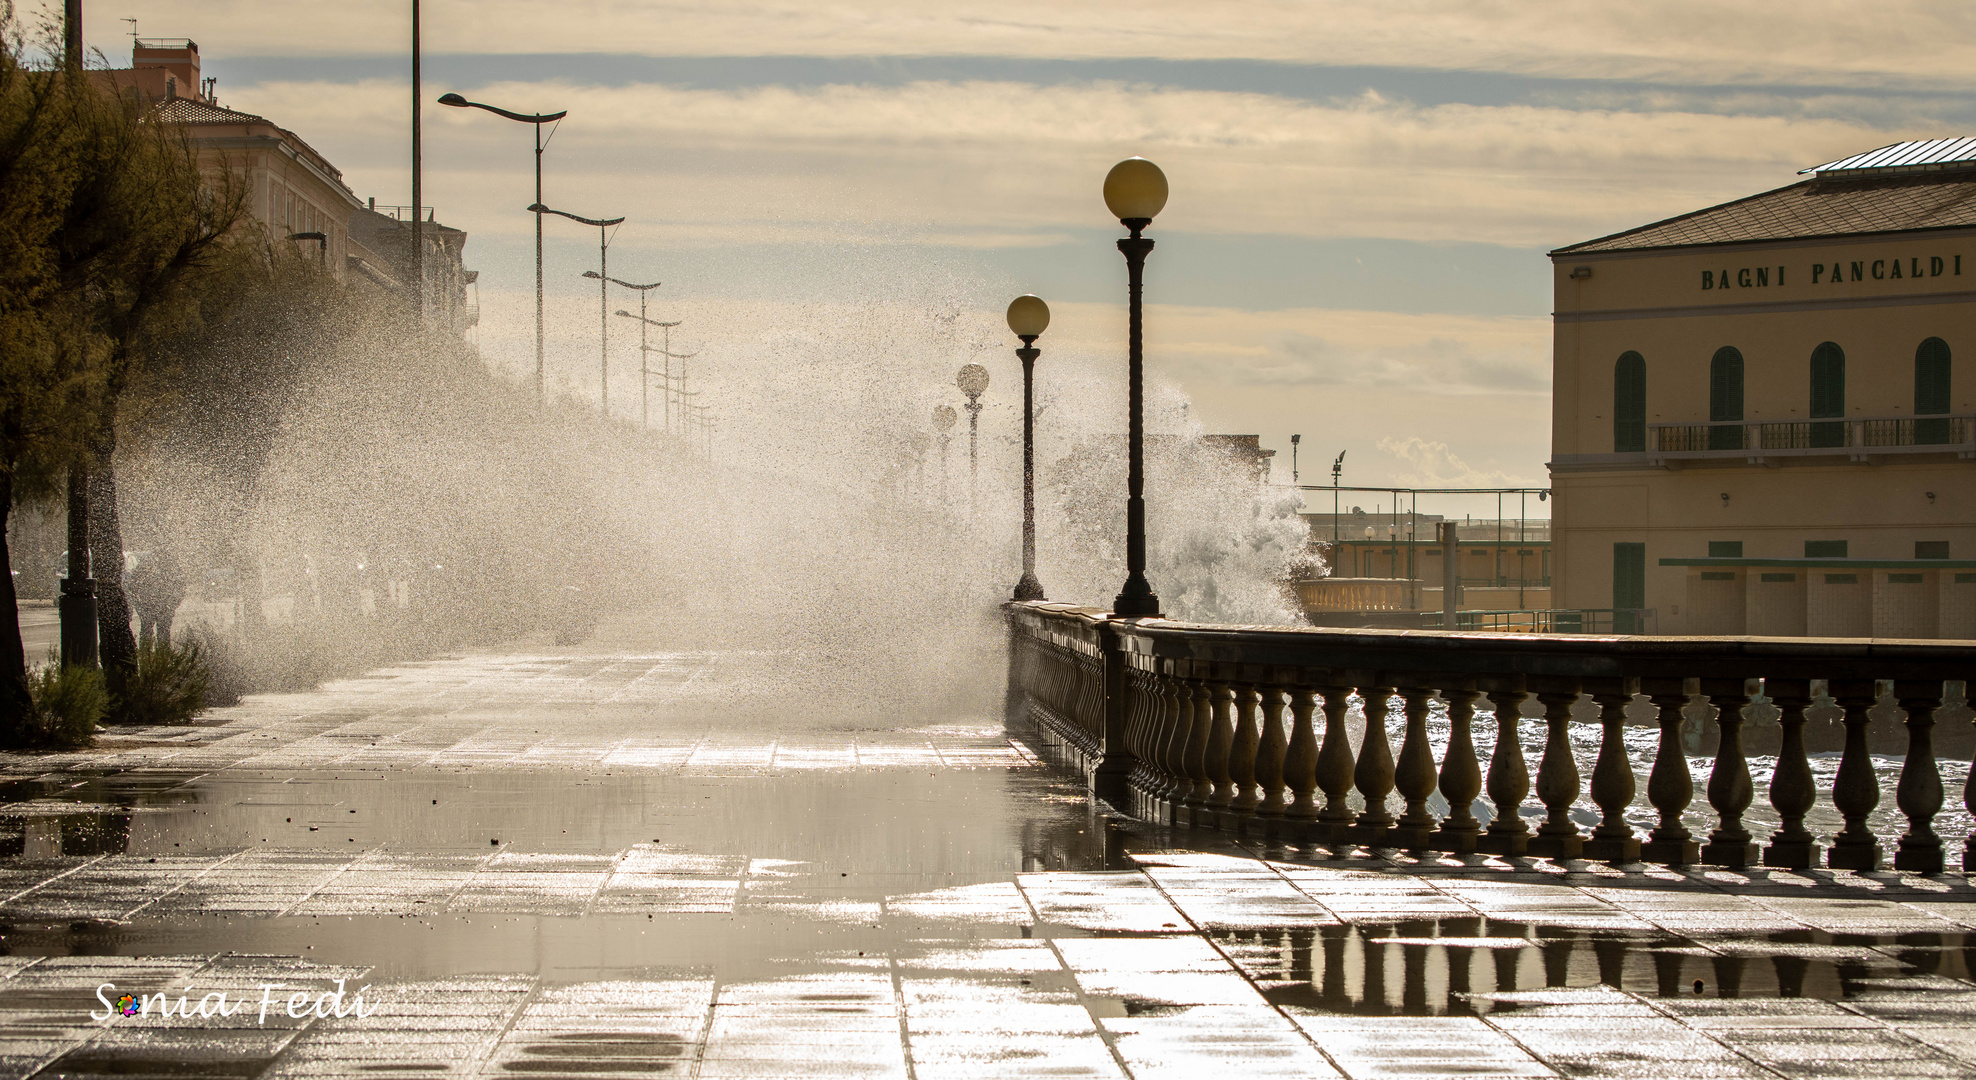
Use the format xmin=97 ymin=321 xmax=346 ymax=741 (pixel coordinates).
xmin=615 ymin=312 xmax=682 ymax=327
xmin=527 ymin=203 xmax=625 ymax=227
xmin=439 ymin=94 xmax=566 ymax=124
xmin=639 ymin=346 xmax=698 ymax=358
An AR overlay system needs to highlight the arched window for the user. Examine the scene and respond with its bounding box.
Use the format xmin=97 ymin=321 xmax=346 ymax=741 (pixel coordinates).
xmin=1708 ymin=346 xmax=1744 ymax=450
xmin=1809 ymin=342 xmax=1845 ymax=447
xmin=1613 ymin=352 xmax=1646 ymax=452
xmin=1916 ymin=337 xmax=1951 ymax=444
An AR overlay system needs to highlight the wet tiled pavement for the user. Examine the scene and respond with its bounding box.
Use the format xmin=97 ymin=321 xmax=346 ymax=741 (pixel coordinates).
xmin=0 ymin=648 xmax=1970 ymax=1077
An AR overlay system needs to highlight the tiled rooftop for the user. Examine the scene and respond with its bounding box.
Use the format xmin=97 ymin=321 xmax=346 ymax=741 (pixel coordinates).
xmin=1553 ymin=168 xmax=1976 ymax=255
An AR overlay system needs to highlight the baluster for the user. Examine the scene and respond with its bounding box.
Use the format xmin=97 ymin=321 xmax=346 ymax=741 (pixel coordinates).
xmin=1433 ymin=686 xmax=1484 ymax=852
xmin=1639 ymin=679 xmax=1699 ymax=865
xmin=1700 ymin=680 xmax=1757 ymax=868
xmin=1353 ymin=685 xmax=1398 ymax=845
xmin=1206 ymin=683 xmax=1237 ymax=817
xmin=1230 ymin=685 xmax=1262 ymax=815
xmin=1893 ymin=680 xmax=1946 ymax=875
xmin=1826 ymin=680 xmax=1881 ymax=871
xmin=1255 ymin=687 xmax=1288 ymax=817
xmin=1284 ymin=688 xmax=1320 ymax=822
xmin=1147 ymin=674 xmax=1183 ymax=820
xmin=1391 ymin=686 xmax=1440 ymax=849
xmin=1480 ymin=685 xmax=1531 ymax=856
xmin=1314 ymin=684 xmax=1358 ymax=842
xmin=1529 ymin=685 xmax=1585 ymax=859
xmin=1182 ymin=676 xmax=1214 ymax=815
xmin=1582 ymin=680 xmax=1640 ymax=862
xmin=1761 ymin=679 xmax=1819 ymax=870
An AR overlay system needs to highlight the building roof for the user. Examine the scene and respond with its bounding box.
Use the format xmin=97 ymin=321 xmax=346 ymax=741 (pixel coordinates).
xmin=153 ymin=97 xmax=263 ymax=126
xmin=1804 ymin=137 xmax=1976 ymax=177
xmin=1553 ymin=147 xmax=1976 ymax=256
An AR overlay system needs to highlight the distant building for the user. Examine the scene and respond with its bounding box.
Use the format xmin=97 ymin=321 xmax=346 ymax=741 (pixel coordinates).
xmin=1548 ymin=139 xmax=1976 ymax=638
xmin=93 ymin=38 xmax=475 ymax=331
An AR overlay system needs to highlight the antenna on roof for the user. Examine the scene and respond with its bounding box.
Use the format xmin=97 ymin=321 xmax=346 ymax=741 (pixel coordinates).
xmin=122 ymin=18 xmax=137 ymax=49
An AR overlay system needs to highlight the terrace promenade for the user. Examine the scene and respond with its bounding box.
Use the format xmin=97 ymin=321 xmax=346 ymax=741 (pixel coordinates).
xmin=0 ymin=620 xmax=1969 ymax=1077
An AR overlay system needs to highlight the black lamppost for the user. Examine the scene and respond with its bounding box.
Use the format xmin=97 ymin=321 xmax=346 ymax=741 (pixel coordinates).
xmin=529 ymin=203 xmax=624 ymax=412
xmin=439 ymin=93 xmax=566 ymax=401
xmin=1104 ymin=157 xmax=1167 ymax=617
xmin=1006 ymin=295 xmax=1050 ymax=601
xmin=587 ymin=272 xmax=660 ymax=423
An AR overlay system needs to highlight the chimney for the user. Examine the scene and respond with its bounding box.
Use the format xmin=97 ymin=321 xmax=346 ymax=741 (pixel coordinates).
xmin=132 ymin=38 xmax=200 ymax=96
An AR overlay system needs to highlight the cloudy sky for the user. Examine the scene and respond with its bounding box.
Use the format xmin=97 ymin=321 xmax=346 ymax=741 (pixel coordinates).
xmin=76 ymin=2 xmax=1976 ymax=510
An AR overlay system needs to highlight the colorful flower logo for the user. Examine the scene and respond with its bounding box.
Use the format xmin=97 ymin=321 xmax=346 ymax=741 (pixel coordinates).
xmin=115 ymin=994 xmax=137 ymax=1018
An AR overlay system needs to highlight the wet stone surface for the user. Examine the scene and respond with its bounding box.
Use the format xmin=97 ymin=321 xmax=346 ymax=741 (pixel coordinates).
xmin=0 ymin=649 xmax=1970 ymax=1077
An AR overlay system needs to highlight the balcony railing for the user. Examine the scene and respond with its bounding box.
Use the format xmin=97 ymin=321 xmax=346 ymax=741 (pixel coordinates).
xmin=1648 ymin=414 xmax=1974 ymax=460
xmin=1006 ymin=601 xmax=1972 ymax=875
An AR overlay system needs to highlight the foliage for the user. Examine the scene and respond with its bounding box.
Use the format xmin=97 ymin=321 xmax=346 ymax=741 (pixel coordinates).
xmin=0 ymin=11 xmax=245 ymax=724
xmin=21 ymin=662 xmax=104 ymax=747
xmin=113 ymin=637 xmax=210 ymax=724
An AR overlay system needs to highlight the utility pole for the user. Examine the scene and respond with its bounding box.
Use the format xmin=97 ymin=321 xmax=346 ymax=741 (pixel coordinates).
xmin=411 ymin=0 xmax=424 ymax=323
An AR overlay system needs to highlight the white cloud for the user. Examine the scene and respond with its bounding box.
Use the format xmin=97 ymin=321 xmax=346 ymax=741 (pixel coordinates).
xmin=1375 ymin=435 xmax=1522 ymax=488
xmin=90 ymin=1 xmax=1976 ymax=90
xmin=227 ymin=77 xmax=1895 ymax=252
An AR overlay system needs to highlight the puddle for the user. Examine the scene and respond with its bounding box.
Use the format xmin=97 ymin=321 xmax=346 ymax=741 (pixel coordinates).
xmin=1224 ymin=917 xmax=1973 ymax=1015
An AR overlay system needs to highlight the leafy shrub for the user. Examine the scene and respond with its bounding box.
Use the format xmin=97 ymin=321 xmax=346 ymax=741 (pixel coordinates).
xmin=24 ymin=663 xmax=106 ymax=748
xmin=115 ymin=639 xmax=211 ymax=725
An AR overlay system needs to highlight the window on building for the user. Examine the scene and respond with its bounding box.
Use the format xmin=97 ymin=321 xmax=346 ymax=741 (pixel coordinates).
xmin=1707 ymin=541 xmax=1743 ymax=558
xmin=1613 ymin=543 xmax=1645 ymax=633
xmin=1805 ymin=540 xmax=1848 ymax=558
xmin=1915 ymin=337 xmax=1952 ymax=444
xmin=1614 ymin=351 xmax=1646 ymax=452
xmin=1709 ymin=346 xmax=1744 ymax=450
xmin=1809 ymin=341 xmax=1845 ymax=447
xmin=1916 ymin=541 xmax=1950 ymax=559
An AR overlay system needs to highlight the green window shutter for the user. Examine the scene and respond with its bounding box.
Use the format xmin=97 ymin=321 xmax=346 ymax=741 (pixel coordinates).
xmin=1809 ymin=342 xmax=1845 ymax=417
xmin=1916 ymin=337 xmax=1952 ymax=414
xmin=1613 ymin=352 xmax=1646 ymax=452
xmin=1613 ymin=542 xmax=1646 ymax=633
xmin=1809 ymin=342 xmax=1845 ymax=447
xmin=1916 ymin=338 xmax=1951 ymax=444
xmin=1710 ymin=347 xmax=1744 ymax=421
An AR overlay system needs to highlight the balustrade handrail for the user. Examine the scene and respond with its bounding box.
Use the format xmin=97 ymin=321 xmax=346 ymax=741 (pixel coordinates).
xmin=1005 ymin=601 xmax=1973 ymax=876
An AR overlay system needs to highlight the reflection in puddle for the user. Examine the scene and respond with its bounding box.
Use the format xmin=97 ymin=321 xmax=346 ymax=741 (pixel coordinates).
xmin=1230 ymin=918 xmax=1972 ymax=1015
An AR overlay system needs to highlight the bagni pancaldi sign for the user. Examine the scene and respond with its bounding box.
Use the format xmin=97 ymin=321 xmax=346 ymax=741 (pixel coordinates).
xmin=1702 ymin=255 xmax=1965 ymax=291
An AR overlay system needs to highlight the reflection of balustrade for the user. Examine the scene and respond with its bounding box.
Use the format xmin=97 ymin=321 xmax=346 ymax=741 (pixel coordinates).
xmin=1218 ymin=919 xmax=1961 ymax=1013
xmin=1007 ymin=602 xmax=1972 ymax=874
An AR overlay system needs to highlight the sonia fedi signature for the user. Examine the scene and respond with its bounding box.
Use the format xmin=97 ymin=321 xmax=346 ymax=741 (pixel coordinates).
xmin=93 ymin=980 xmax=377 ymax=1024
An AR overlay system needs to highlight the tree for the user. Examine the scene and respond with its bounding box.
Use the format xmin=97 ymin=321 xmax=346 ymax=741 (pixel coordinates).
xmin=0 ymin=14 xmax=241 ymax=728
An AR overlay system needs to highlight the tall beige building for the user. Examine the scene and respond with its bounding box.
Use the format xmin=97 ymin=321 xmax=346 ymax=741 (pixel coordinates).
xmin=1549 ymin=139 xmax=1975 ymax=639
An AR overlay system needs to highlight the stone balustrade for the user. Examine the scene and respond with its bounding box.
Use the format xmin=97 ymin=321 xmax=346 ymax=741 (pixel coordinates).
xmin=1004 ymin=601 xmax=1975 ymax=874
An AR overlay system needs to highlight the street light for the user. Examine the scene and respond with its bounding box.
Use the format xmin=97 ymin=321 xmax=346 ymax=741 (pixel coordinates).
xmin=439 ymin=92 xmax=566 ymax=402
xmin=1103 ymin=156 xmax=1167 ymax=617
xmin=1006 ymin=295 xmax=1050 ymax=601
xmin=933 ymin=405 xmax=957 ymax=504
xmin=615 ymin=307 xmax=685 ymax=432
xmin=530 ymin=203 xmax=625 ymax=413
xmin=587 ymin=273 xmax=660 ymax=423
xmin=957 ymin=362 xmax=989 ymax=507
